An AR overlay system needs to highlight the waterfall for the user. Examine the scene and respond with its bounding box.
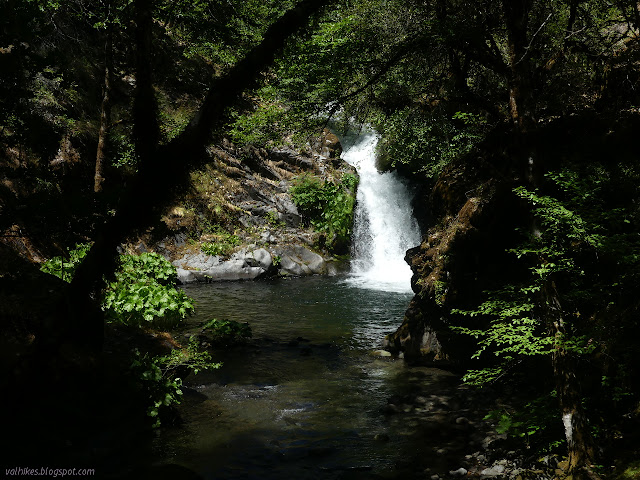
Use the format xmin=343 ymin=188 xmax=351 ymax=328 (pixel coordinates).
xmin=340 ymin=131 xmax=421 ymax=293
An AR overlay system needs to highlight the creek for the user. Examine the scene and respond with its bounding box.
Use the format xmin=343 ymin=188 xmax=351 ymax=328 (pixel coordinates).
xmin=150 ymin=278 xmax=469 ymax=479
xmin=146 ymin=134 xmax=474 ymax=478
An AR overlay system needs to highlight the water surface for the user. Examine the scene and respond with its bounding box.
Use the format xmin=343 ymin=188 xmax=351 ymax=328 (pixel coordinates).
xmin=151 ymin=277 xmax=459 ymax=479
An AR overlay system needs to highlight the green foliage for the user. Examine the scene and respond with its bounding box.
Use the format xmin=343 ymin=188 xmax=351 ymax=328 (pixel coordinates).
xmin=129 ymin=338 xmax=220 ymax=427
xmin=374 ymin=108 xmax=487 ymax=177
xmin=619 ymin=461 xmax=640 ymax=480
xmin=129 ymin=350 xmax=183 ymax=428
xmin=451 ymin=167 xmax=622 ymax=385
xmin=289 ymin=173 xmax=358 ymax=252
xmin=42 ymin=247 xmax=194 ymax=329
xmin=452 ymin=283 xmax=555 ymax=385
xmin=40 ymin=242 xmax=91 ymax=282
xmin=265 ymin=210 xmax=285 ymax=228
xmin=157 ymin=0 xmax=294 ymax=67
xmin=201 ymin=318 xmax=252 ymax=346
xmin=201 ymin=233 xmax=241 ymax=257
xmin=229 ymin=90 xmax=289 ymax=147
xmin=118 ymin=252 xmax=178 ymax=285
xmin=103 ymin=253 xmax=194 ymax=329
xmin=109 ymin=132 xmax=137 ymax=170
xmin=484 ymin=393 xmax=562 ymax=449
xmin=160 ymin=336 xmax=222 ymax=376
xmin=451 ymin=160 xmax=640 ymax=454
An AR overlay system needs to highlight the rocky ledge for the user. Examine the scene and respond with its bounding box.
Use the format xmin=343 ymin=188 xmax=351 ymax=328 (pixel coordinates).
xmin=172 ymin=244 xmax=343 ymax=284
xmin=142 ymin=129 xmax=355 ymax=283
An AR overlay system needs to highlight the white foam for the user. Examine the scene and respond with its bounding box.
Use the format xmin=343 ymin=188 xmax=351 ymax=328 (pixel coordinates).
xmin=341 ymin=132 xmax=420 ymax=293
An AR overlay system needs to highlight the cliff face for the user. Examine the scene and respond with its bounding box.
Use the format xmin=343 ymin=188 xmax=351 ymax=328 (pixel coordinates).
xmin=387 ymin=113 xmax=640 ymax=371
xmin=384 ymin=130 xmax=529 ymax=364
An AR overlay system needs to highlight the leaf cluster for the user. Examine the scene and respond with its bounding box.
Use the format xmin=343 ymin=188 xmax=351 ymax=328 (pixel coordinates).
xmin=129 ymin=338 xmax=220 ymax=427
xmin=201 ymin=233 xmax=241 ymax=257
xmin=42 ymin=247 xmax=194 ymax=329
xmin=289 ymin=172 xmax=358 ymax=252
xmin=201 ymin=318 xmax=252 ymax=347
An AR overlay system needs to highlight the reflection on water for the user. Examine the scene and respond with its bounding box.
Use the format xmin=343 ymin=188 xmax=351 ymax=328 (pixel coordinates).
xmin=150 ymin=277 xmax=456 ymax=479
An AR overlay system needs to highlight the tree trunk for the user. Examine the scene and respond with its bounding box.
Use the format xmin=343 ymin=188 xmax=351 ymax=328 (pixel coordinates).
xmin=544 ymin=280 xmax=596 ymax=479
xmin=94 ymin=18 xmax=113 ymax=194
xmin=501 ymin=0 xmax=535 ymax=132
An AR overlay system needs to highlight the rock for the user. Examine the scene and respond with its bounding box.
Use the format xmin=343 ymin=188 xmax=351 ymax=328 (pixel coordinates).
xmin=249 ymin=248 xmax=272 ymax=270
xmin=449 ymin=468 xmax=468 ymax=477
xmin=176 ymin=268 xmax=197 ymax=284
xmin=260 ymin=231 xmax=276 ymax=243
xmin=203 ymin=261 xmax=264 ymax=281
xmin=173 ymin=252 xmax=220 ymax=271
xmin=275 ymin=245 xmax=326 ymax=276
xmin=371 ymin=349 xmax=392 ymax=357
xmin=480 ymin=463 xmax=506 ymax=477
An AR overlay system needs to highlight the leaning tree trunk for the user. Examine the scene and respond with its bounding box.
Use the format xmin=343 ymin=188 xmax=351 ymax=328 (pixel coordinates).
xmin=94 ymin=16 xmax=113 ymax=194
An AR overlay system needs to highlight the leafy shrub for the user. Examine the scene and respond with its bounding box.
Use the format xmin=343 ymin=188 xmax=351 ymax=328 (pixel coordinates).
xmin=129 ymin=350 xmax=184 ymax=428
xmin=103 ymin=253 xmax=194 ymax=329
xmin=42 ymin=247 xmax=194 ymax=329
xmin=201 ymin=318 xmax=252 ymax=346
xmin=40 ymin=242 xmax=91 ymax=282
xmin=290 ymin=172 xmax=358 ymax=252
xmin=130 ymin=338 xmax=221 ymax=427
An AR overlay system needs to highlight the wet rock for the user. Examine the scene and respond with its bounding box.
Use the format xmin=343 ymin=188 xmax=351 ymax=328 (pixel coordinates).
xmin=371 ymin=349 xmax=392 ymax=357
xmin=176 ymin=268 xmax=197 ymax=284
xmin=374 ymin=433 xmax=390 ymax=442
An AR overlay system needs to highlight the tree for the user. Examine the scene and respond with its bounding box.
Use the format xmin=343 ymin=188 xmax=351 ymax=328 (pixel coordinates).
xmin=68 ymin=0 xmax=335 ymax=348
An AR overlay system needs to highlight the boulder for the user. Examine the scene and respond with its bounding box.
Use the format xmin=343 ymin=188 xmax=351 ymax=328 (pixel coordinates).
xmin=174 ymin=248 xmax=278 ymax=283
xmin=201 ymin=261 xmax=264 ymax=281
xmin=275 ymin=245 xmax=326 ymax=276
xmin=249 ymin=248 xmax=272 ymax=270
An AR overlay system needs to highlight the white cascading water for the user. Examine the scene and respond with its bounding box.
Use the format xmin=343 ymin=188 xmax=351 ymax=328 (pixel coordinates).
xmin=340 ymin=132 xmax=421 ymax=293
